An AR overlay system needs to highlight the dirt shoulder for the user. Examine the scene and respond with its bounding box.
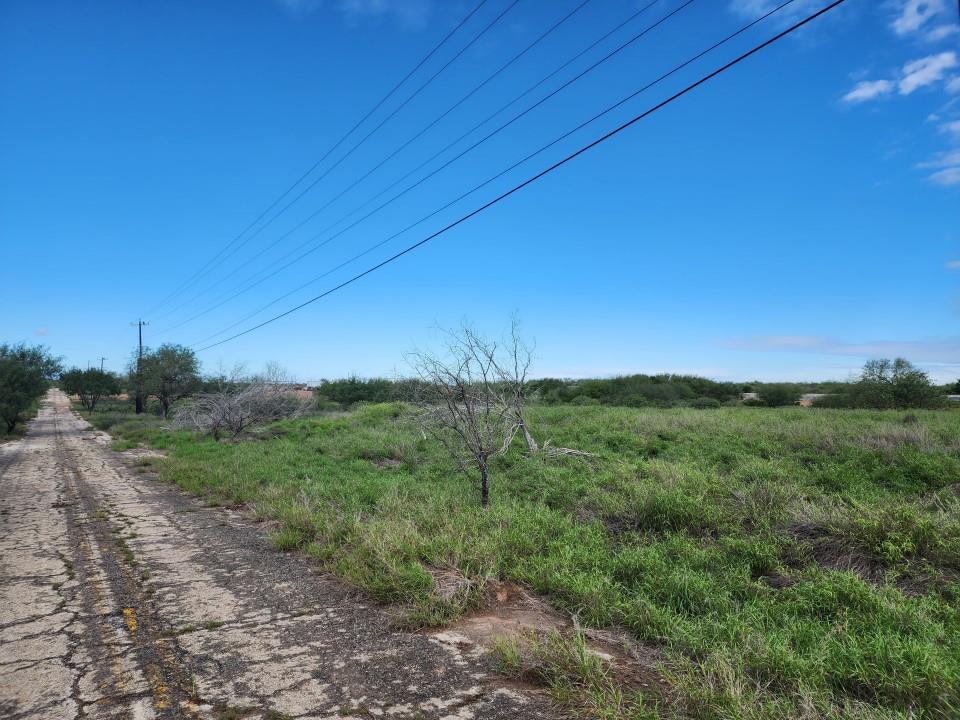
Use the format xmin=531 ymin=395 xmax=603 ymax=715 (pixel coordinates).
xmin=0 ymin=390 xmax=556 ymax=719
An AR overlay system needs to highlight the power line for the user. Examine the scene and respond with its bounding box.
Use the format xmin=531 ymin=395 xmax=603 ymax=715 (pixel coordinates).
xmin=142 ymin=0 xmax=491 ymax=318
xmin=186 ymin=0 xmax=762 ymax=345
xmin=155 ymin=0 xmax=601 ymax=325
xmin=195 ymin=0 xmax=847 ymax=352
xmin=151 ymin=0 xmax=523 ymax=322
xmin=186 ymin=0 xmax=778 ymax=345
xmin=158 ymin=0 xmax=683 ymax=337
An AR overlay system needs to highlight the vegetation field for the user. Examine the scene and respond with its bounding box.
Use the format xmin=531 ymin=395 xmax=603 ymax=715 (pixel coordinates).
xmin=96 ymin=403 xmax=960 ymax=719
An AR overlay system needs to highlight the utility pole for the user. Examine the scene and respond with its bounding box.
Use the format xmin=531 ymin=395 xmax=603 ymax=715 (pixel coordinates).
xmin=131 ymin=320 xmax=148 ymax=414
xmin=98 ymin=357 xmax=106 ymax=372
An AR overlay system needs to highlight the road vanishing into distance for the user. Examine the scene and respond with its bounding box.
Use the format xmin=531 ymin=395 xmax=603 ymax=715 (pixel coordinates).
xmin=0 ymin=390 xmax=554 ymax=719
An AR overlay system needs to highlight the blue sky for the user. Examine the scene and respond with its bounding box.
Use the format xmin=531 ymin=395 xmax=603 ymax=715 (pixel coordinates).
xmin=1 ymin=0 xmax=958 ymax=383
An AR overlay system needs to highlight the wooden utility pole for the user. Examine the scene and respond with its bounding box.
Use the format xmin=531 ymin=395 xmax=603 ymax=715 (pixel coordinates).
xmin=131 ymin=320 xmax=148 ymax=414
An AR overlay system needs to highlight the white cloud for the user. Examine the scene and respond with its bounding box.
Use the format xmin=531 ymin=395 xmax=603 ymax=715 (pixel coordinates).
xmin=926 ymin=23 xmax=959 ymax=42
xmin=843 ymin=79 xmax=894 ymax=103
xmin=842 ymin=53 xmax=957 ymax=104
xmin=917 ymin=148 xmax=960 ymax=167
xmin=929 ymin=166 xmax=960 ymax=185
xmin=946 ymin=260 xmax=960 ymax=270
xmin=940 ymin=119 xmax=960 ymax=136
xmin=891 ymin=0 xmax=948 ymax=36
xmin=899 ymin=51 xmax=958 ymax=94
xmin=917 ymin=149 xmax=960 ymax=184
xmin=836 ymin=5 xmax=959 ymax=189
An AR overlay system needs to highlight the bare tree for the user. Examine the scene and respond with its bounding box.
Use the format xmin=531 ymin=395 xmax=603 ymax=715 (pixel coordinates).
xmin=492 ymin=318 xmax=538 ymax=454
xmin=171 ymin=365 xmax=311 ymax=440
xmin=408 ymin=321 xmax=539 ymax=507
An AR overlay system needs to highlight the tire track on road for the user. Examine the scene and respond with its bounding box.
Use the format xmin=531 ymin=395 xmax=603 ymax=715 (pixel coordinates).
xmin=3 ymin=390 xmax=557 ymax=719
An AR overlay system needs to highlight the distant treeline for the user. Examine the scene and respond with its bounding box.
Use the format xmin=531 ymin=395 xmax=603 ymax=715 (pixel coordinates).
xmin=527 ymin=376 xmax=842 ymax=408
xmin=49 ymin=349 xmax=955 ymax=416
xmin=314 ymin=358 xmax=957 ymax=411
xmin=314 ymin=374 xmax=851 ymax=409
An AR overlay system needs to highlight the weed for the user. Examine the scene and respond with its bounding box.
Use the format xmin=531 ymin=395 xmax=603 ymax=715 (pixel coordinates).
xmin=113 ymin=535 xmax=136 ymax=565
xmin=491 ymin=635 xmax=524 ymax=675
xmin=56 ymin=552 xmax=75 ymax=580
xmin=263 ymin=712 xmax=293 ymax=720
xmin=99 ymin=403 xmax=960 ymax=719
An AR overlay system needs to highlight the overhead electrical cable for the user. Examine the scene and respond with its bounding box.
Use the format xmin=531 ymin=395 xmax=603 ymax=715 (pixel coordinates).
xmin=153 ymin=0 xmax=524 ymax=324
xmin=156 ymin=0 xmax=685 ymax=337
xmin=142 ymin=0 xmax=491 ymax=318
xmin=155 ymin=0 xmax=596 ymax=326
xmin=194 ymin=0 xmax=845 ymax=352
xmin=185 ymin=0 xmax=784 ymax=344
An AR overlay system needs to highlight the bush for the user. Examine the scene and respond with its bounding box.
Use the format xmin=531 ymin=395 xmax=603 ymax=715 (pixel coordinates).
xmin=315 ymin=376 xmax=401 ymax=407
xmin=757 ymin=384 xmax=801 ymax=407
xmin=0 ymin=343 xmax=61 ymax=433
xmin=690 ymin=397 xmax=721 ymax=409
xmin=529 ymin=374 xmax=741 ymax=408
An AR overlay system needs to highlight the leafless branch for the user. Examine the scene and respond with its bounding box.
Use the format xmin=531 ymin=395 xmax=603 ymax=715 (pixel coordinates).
xmin=171 ymin=366 xmax=312 ymax=440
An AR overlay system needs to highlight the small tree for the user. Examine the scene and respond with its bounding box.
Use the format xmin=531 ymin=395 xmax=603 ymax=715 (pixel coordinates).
xmin=409 ymin=325 xmax=518 ymax=507
xmin=141 ymin=344 xmax=200 ymax=418
xmin=848 ymin=358 xmax=942 ymax=409
xmin=60 ymin=368 xmax=121 ymax=411
xmin=0 ymin=343 xmax=62 ymax=432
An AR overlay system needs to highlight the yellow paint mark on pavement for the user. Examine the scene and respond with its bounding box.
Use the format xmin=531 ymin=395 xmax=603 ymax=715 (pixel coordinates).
xmin=123 ymin=607 xmax=138 ymax=634
xmin=146 ymin=663 xmax=171 ymax=710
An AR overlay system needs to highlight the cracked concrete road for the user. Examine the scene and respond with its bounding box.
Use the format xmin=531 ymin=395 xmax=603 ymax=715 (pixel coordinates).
xmin=0 ymin=390 xmax=556 ymax=719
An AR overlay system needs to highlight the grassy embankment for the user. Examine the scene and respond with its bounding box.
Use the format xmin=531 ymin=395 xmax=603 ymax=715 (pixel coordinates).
xmin=91 ymin=401 xmax=960 ymax=719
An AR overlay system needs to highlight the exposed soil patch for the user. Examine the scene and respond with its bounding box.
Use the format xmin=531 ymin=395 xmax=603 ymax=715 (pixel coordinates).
xmin=754 ymin=568 xmax=798 ymax=590
xmin=121 ymin=446 xmax=168 ymax=461
xmin=440 ymin=579 xmax=672 ymax=701
xmin=789 ymin=520 xmax=886 ymax=581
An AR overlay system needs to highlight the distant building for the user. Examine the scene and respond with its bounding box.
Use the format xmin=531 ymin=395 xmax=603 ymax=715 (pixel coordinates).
xmin=799 ymin=393 xmax=829 ymax=407
xmin=741 ymin=392 xmax=760 ymax=401
xmin=947 ymin=395 xmax=960 ymax=403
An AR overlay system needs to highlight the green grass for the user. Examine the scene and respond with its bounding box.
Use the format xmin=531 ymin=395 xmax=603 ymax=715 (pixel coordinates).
xmin=73 ymin=396 xmax=174 ymax=451
xmin=493 ymin=628 xmax=663 ymax=719
xmin=103 ymin=403 xmax=960 ymax=719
